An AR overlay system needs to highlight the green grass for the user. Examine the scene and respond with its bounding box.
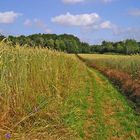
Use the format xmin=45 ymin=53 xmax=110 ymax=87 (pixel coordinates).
xmin=79 ymin=54 xmax=140 ymax=80
xmin=91 ymin=69 xmax=140 ymax=140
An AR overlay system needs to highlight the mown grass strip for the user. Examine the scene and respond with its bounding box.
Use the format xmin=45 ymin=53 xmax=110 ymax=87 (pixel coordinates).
xmin=87 ymin=69 xmax=107 ymax=140
xmin=76 ymin=54 xmax=140 ymax=139
xmin=93 ymin=69 xmax=140 ymax=140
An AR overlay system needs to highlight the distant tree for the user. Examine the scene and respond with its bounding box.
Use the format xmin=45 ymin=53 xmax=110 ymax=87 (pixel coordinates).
xmin=0 ymin=34 xmax=5 ymax=41
xmin=59 ymin=40 xmax=66 ymax=51
xmin=55 ymin=39 xmax=60 ymax=50
xmin=5 ymin=33 xmax=140 ymax=54
xmin=47 ymin=39 xmax=55 ymax=48
xmin=65 ymin=40 xmax=78 ymax=53
xmin=116 ymin=43 xmax=124 ymax=53
xmin=102 ymin=41 xmax=114 ymax=52
xmin=81 ymin=42 xmax=91 ymax=53
xmin=125 ymin=39 xmax=139 ymax=54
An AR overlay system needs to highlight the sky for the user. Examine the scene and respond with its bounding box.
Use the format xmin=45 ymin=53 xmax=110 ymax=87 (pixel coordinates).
xmin=0 ymin=0 xmax=140 ymax=44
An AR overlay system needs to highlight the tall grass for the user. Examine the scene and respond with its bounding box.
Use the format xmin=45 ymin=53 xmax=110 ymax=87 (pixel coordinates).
xmin=0 ymin=42 xmax=88 ymax=139
xmin=80 ymin=54 xmax=140 ymax=80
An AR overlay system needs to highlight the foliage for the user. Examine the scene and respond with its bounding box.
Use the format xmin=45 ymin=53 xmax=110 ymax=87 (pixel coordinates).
xmin=7 ymin=34 xmax=88 ymax=53
xmin=1 ymin=33 xmax=140 ymax=54
xmin=92 ymin=40 xmax=140 ymax=54
xmin=0 ymin=34 xmax=5 ymax=41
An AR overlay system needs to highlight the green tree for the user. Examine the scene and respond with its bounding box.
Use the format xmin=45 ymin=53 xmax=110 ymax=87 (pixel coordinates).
xmin=116 ymin=43 xmax=124 ymax=53
xmin=125 ymin=39 xmax=139 ymax=54
xmin=47 ymin=39 xmax=55 ymax=48
xmin=0 ymin=34 xmax=5 ymax=41
xmin=59 ymin=40 xmax=66 ymax=51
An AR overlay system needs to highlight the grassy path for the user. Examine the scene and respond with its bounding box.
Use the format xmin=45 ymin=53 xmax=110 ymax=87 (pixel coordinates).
xmin=65 ymin=55 xmax=140 ymax=139
xmin=87 ymin=68 xmax=140 ymax=140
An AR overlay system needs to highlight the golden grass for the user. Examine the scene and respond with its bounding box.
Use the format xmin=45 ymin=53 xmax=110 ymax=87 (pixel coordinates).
xmin=0 ymin=42 xmax=87 ymax=139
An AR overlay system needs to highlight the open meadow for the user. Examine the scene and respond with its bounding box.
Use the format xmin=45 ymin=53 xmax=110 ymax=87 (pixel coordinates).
xmin=0 ymin=42 xmax=140 ymax=139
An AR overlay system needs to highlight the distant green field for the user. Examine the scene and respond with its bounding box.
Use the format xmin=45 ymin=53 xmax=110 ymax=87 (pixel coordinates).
xmin=79 ymin=54 xmax=140 ymax=80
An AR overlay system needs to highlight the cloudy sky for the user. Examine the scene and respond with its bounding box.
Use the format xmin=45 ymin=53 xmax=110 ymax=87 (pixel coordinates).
xmin=0 ymin=0 xmax=140 ymax=44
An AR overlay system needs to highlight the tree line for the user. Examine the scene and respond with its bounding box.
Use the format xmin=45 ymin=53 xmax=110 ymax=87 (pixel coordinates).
xmin=0 ymin=33 xmax=140 ymax=54
xmin=92 ymin=40 xmax=140 ymax=55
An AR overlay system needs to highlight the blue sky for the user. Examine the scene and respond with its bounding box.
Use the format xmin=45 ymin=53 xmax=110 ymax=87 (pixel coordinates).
xmin=0 ymin=0 xmax=140 ymax=44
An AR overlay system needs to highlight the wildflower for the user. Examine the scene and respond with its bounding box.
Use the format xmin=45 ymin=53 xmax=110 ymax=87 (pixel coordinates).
xmin=5 ymin=133 xmax=11 ymax=139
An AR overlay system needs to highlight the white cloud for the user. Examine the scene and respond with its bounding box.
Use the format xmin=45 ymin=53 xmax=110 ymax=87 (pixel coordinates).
xmin=52 ymin=12 xmax=138 ymax=41
xmin=129 ymin=8 xmax=140 ymax=16
xmin=24 ymin=18 xmax=52 ymax=33
xmin=62 ymin=0 xmax=85 ymax=4
xmin=0 ymin=11 xmax=22 ymax=24
xmin=52 ymin=12 xmax=116 ymax=33
xmin=52 ymin=12 xmax=100 ymax=26
xmin=100 ymin=21 xmax=112 ymax=29
xmin=83 ymin=20 xmax=114 ymax=32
